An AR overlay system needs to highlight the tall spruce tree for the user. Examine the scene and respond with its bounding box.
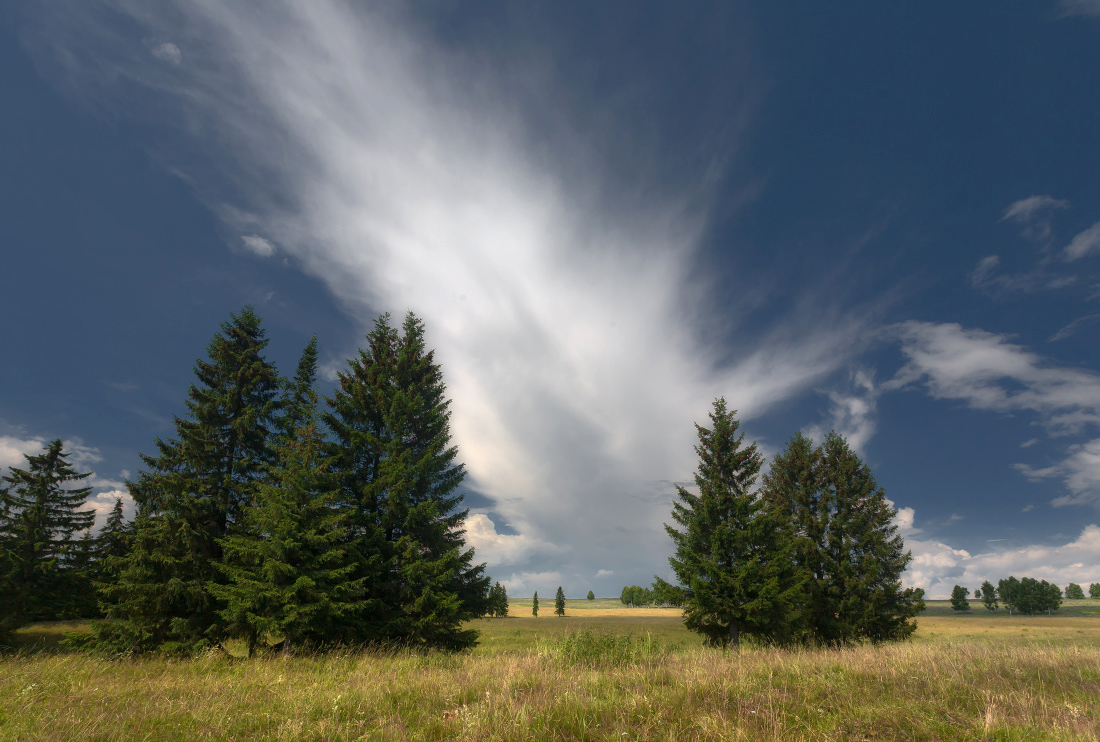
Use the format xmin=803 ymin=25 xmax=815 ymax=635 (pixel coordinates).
xmin=325 ymin=312 xmax=489 ymax=648
xmin=950 ymin=585 xmax=970 ymax=611
xmin=0 ymin=440 xmax=96 ymax=630
xmin=97 ymin=307 xmax=280 ymax=654
xmin=980 ymin=580 xmax=998 ymax=611
xmin=555 ymin=586 xmax=566 ymax=617
xmin=212 ymin=355 xmax=365 ymax=655
xmin=532 ymin=591 xmax=539 ymax=617
xmin=763 ymin=431 xmax=924 ymax=645
xmin=665 ymin=398 xmax=803 ymax=650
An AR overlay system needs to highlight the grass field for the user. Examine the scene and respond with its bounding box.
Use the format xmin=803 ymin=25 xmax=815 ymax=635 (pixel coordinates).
xmin=2 ymin=600 xmax=1098 ymax=740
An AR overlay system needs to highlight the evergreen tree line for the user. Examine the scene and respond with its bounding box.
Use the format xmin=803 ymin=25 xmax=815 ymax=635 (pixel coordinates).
xmin=659 ymin=399 xmax=926 ymax=650
xmin=954 ymin=578 xmax=1074 ymax=614
xmin=0 ymin=443 xmax=132 ymax=643
xmin=3 ymin=308 xmax=492 ymax=654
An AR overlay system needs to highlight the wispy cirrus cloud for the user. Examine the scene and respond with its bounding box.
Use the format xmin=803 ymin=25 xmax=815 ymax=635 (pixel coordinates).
xmin=1063 ymin=221 xmax=1100 ymax=262
xmin=22 ymin=1 xmax=869 ymax=593
xmin=885 ymin=321 xmax=1100 ymax=435
xmin=1001 ymin=194 xmax=1069 ymax=243
xmin=1017 ymin=438 xmax=1100 ymax=508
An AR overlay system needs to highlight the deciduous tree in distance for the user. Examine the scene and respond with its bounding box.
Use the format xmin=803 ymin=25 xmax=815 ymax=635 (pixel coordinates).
xmin=950 ymin=585 xmax=970 ymax=611
xmin=980 ymin=580 xmax=998 ymax=611
xmin=1065 ymin=583 xmax=1085 ymax=600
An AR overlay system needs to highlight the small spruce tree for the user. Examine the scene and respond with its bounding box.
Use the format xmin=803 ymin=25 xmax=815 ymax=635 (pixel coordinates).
xmin=950 ymin=585 xmax=970 ymax=611
xmin=555 ymin=586 xmax=566 ymax=617
xmin=532 ymin=591 xmax=539 ymax=617
xmin=0 ymin=440 xmax=96 ymax=630
xmin=587 ymin=590 xmax=595 ymax=601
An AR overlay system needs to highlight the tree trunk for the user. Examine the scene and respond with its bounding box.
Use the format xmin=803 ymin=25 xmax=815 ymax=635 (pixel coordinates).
xmin=730 ymin=618 xmax=740 ymax=652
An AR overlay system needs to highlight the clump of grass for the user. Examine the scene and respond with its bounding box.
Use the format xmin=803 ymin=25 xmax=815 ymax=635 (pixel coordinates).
xmin=540 ymin=629 xmax=669 ymax=667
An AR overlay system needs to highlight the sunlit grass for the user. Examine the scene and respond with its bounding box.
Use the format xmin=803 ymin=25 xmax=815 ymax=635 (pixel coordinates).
xmin=1 ymin=601 xmax=1098 ymax=740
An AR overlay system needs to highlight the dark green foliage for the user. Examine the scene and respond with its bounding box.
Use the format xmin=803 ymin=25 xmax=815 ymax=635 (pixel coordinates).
xmin=324 ymin=312 xmax=489 ymax=649
xmin=1091 ymin=583 xmax=1100 ymax=598
xmin=487 ymin=582 xmax=509 ymax=618
xmin=586 ymin=590 xmax=595 ymax=601
xmin=555 ymin=586 xmax=566 ymax=617
xmin=279 ymin=336 xmax=319 ymax=441
xmin=532 ymin=591 xmax=539 ymax=617
xmin=0 ymin=440 xmax=96 ymax=635
xmin=763 ymin=431 xmax=924 ymax=646
xmin=212 ymin=419 xmax=365 ymax=656
xmin=980 ymin=580 xmax=998 ymax=611
xmin=950 ymin=585 xmax=970 ymax=611
xmin=91 ymin=497 xmax=131 ymax=611
xmin=997 ymin=576 xmax=1062 ymax=615
xmin=1064 ymin=583 xmax=1085 ymax=600
xmin=97 ymin=307 xmax=281 ymax=654
xmin=666 ymin=399 xmax=804 ymax=650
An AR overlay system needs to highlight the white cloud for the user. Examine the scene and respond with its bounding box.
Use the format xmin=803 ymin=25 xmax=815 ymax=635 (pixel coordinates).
xmin=805 ymin=368 xmax=878 ymax=454
xmin=240 ymin=234 xmax=276 ymax=257
xmin=1063 ymin=220 xmax=1100 ymax=261
xmin=595 ymin=569 xmax=614 ymax=578
xmin=1016 ymin=438 xmax=1100 ymax=508
xmin=1001 ymin=195 xmax=1069 ymax=243
xmin=904 ymin=523 xmax=1100 ymax=599
xmin=464 ymin=513 xmax=566 ymax=567
xmin=886 ymin=321 xmax=1100 ymax=435
xmin=24 ymin=1 xmax=869 ymax=592
xmin=501 ymin=571 xmax=563 ymax=596
xmin=149 ymin=41 xmax=181 ymax=66
xmin=1021 ymin=438 xmax=1039 ymax=448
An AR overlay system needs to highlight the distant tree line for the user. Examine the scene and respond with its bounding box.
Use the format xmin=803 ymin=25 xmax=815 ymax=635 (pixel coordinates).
xmin=952 ymin=579 xmax=1070 ymax=614
xmin=657 ymin=399 xmax=926 ymax=650
xmin=1 ymin=308 xmax=494 ymax=653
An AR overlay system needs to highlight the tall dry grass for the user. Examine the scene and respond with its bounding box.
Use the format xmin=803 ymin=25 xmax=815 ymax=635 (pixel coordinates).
xmin=2 ymin=628 xmax=1098 ymax=740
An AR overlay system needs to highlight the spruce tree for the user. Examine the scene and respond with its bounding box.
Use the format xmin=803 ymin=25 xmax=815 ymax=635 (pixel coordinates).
xmin=555 ymin=586 xmax=566 ymax=616
xmin=587 ymin=590 xmax=595 ymax=601
xmin=325 ymin=312 xmax=489 ymax=648
xmin=97 ymin=307 xmax=280 ymax=654
xmin=980 ymin=580 xmax=998 ymax=611
xmin=532 ymin=591 xmax=539 ymax=617
xmin=0 ymin=440 xmax=96 ymax=629
xmin=763 ymin=431 xmax=924 ymax=645
xmin=950 ymin=585 xmax=970 ymax=611
xmin=487 ymin=582 xmax=509 ymax=618
xmin=212 ymin=410 xmax=365 ymax=655
xmin=665 ymin=398 xmax=804 ymax=649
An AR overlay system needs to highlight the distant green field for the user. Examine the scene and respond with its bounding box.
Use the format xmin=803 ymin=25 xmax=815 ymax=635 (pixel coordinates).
xmin=3 ymin=601 xmax=1099 ymax=740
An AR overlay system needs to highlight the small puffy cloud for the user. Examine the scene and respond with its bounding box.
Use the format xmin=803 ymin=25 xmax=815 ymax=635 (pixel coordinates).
xmin=1063 ymin=221 xmax=1100 ymax=261
xmin=1020 ymin=438 xmax=1039 ymax=448
xmin=150 ymin=42 xmax=182 ymax=66
xmin=902 ymin=519 xmax=1100 ymax=598
xmin=595 ymin=569 xmax=614 ymax=578
xmin=240 ymin=234 xmax=276 ymax=257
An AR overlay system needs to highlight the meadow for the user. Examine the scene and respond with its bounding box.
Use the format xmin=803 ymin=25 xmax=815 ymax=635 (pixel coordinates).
xmin=2 ymin=600 xmax=1098 ymax=741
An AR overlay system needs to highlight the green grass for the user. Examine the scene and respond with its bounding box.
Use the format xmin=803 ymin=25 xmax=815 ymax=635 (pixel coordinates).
xmin=2 ymin=603 xmax=1099 ymax=740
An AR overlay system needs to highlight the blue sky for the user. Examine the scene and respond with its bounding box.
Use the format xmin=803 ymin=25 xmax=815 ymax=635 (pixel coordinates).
xmin=3 ymin=1 xmax=1100 ymax=598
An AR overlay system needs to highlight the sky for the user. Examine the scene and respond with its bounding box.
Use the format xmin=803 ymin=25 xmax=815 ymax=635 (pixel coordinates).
xmin=2 ymin=1 xmax=1100 ymax=599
